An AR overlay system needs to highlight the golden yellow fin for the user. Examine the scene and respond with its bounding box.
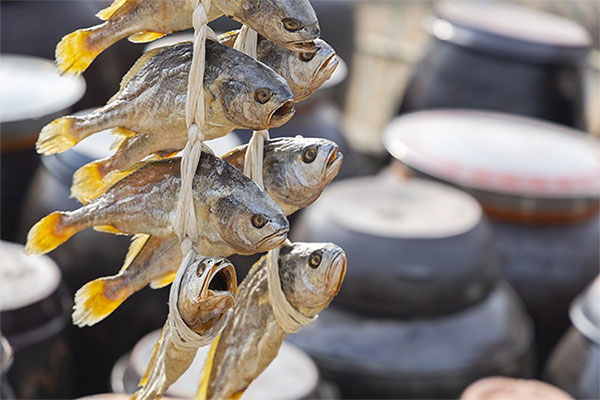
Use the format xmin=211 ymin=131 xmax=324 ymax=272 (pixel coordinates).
xmin=36 ymin=117 xmax=77 ymax=155
xmin=94 ymin=225 xmax=128 ymax=235
xmin=111 ymin=127 xmax=137 ymax=137
xmin=110 ymin=135 xmax=128 ymax=152
xmin=55 ymin=28 xmax=101 ymax=75
xmin=231 ymin=391 xmax=244 ymax=400
xmin=25 ymin=212 xmax=77 ymax=255
xmin=72 ymin=276 xmax=130 ymax=327
xmin=120 ymin=234 xmax=151 ymax=273
xmin=149 ymin=271 xmax=177 ymax=289
xmin=218 ymin=29 xmax=240 ymax=47
xmin=71 ymin=161 xmax=109 ymax=205
xmin=128 ymin=31 xmax=166 ymax=43
xmin=139 ymin=326 xmax=167 ymax=386
xmin=196 ymin=335 xmax=222 ymax=400
xmin=96 ymin=0 xmax=130 ymax=20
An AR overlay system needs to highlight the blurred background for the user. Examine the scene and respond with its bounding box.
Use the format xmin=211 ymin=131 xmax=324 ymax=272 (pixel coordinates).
xmin=1 ymin=1 xmax=599 ymax=399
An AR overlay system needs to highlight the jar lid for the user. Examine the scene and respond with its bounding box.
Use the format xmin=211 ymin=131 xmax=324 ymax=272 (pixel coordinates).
xmin=318 ymin=176 xmax=482 ymax=239
xmin=461 ymin=377 xmax=573 ymax=400
xmin=432 ymin=2 xmax=591 ymax=65
xmin=131 ymin=329 xmax=319 ymax=400
xmin=0 ymin=241 xmax=61 ymax=311
xmin=0 ymin=55 xmax=85 ymax=124
xmin=384 ymin=110 xmax=600 ymax=200
xmin=570 ymin=276 xmax=600 ymax=345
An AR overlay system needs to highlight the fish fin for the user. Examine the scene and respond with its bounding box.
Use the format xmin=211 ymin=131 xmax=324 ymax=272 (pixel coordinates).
xmin=116 ymin=47 xmax=166 ymax=96
xmin=139 ymin=326 xmax=167 ymax=386
xmin=55 ymin=28 xmax=101 ymax=75
xmin=128 ymin=31 xmax=166 ymax=43
xmin=71 ymin=160 xmax=109 ymax=204
xmin=25 ymin=212 xmax=76 ymax=255
xmin=110 ymin=135 xmax=128 ymax=152
xmin=221 ymin=144 xmax=248 ymax=170
xmin=217 ymin=29 xmax=240 ymax=47
xmin=231 ymin=391 xmax=245 ymax=400
xmin=72 ymin=276 xmax=130 ymax=327
xmin=96 ymin=0 xmax=131 ymax=20
xmin=94 ymin=225 xmax=128 ymax=235
xmin=36 ymin=117 xmax=78 ymax=155
xmin=149 ymin=271 xmax=176 ymax=289
xmin=111 ymin=127 xmax=137 ymax=137
xmin=120 ymin=234 xmax=151 ymax=273
xmin=196 ymin=335 xmax=222 ymax=400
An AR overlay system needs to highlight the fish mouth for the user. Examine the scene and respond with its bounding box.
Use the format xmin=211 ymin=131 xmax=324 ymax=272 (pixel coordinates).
xmin=315 ymin=54 xmax=339 ymax=82
xmin=326 ymin=251 xmax=347 ymax=295
xmin=268 ymin=101 xmax=295 ymax=128
xmin=287 ymin=41 xmax=318 ymax=52
xmin=324 ymin=147 xmax=343 ymax=181
xmin=199 ymin=259 xmax=238 ymax=299
xmin=256 ymin=228 xmax=289 ymax=252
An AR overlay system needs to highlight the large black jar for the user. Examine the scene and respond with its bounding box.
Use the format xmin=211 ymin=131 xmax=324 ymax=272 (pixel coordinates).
xmin=383 ymin=109 xmax=600 ymax=365
xmin=0 ymin=241 xmax=74 ymax=399
xmin=292 ymin=173 xmax=498 ymax=318
xmin=288 ymin=282 xmax=534 ymax=399
xmin=545 ymin=277 xmax=600 ymax=399
xmin=399 ymin=2 xmax=592 ymax=130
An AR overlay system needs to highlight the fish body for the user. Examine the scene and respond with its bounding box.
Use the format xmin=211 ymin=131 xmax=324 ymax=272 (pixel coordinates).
xmin=39 ymin=41 xmax=295 ymax=179
xmin=199 ymin=242 xmax=346 ymax=400
xmin=220 ymin=31 xmax=339 ymax=102
xmin=25 ymin=152 xmax=289 ymax=259
xmin=71 ymin=137 xmax=343 ymax=326
xmin=56 ymin=0 xmax=319 ymax=75
xmin=132 ymin=256 xmax=237 ymax=400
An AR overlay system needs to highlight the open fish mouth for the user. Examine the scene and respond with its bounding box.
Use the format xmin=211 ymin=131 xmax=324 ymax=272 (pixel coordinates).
xmin=288 ymin=41 xmax=318 ymax=52
xmin=268 ymin=101 xmax=295 ymax=128
xmin=310 ymin=54 xmax=339 ymax=93
xmin=256 ymin=228 xmax=289 ymax=252
xmin=199 ymin=259 xmax=238 ymax=299
xmin=324 ymin=147 xmax=343 ymax=180
xmin=326 ymin=250 xmax=347 ymax=295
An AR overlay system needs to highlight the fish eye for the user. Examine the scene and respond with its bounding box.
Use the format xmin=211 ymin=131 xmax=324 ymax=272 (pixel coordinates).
xmin=302 ymin=145 xmax=318 ymax=163
xmin=309 ymin=251 xmax=322 ymax=268
xmin=196 ymin=260 xmax=208 ymax=276
xmin=282 ymin=18 xmax=303 ymax=32
xmin=251 ymin=214 xmax=268 ymax=229
xmin=254 ymin=88 xmax=273 ymax=104
xmin=299 ymin=51 xmax=317 ymax=62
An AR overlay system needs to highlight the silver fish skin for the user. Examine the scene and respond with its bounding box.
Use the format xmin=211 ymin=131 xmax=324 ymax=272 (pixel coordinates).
xmin=132 ymin=257 xmax=237 ymax=400
xmin=39 ymin=40 xmax=295 ymax=178
xmin=220 ymin=31 xmax=339 ymax=102
xmin=25 ymin=152 xmax=289 ymax=258
xmin=199 ymin=241 xmax=347 ymax=400
xmin=56 ymin=0 xmax=320 ymax=75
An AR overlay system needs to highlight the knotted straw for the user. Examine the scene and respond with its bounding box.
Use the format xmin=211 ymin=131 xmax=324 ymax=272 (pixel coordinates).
xmin=234 ymin=27 xmax=316 ymax=333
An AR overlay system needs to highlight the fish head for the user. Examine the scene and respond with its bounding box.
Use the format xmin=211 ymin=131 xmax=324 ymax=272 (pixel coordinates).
xmin=178 ymin=257 xmax=238 ymax=336
xmin=216 ymin=0 xmax=320 ymax=51
xmin=259 ymin=38 xmax=338 ymax=102
xmin=263 ymin=137 xmax=343 ymax=214
xmin=278 ymin=242 xmax=346 ymax=314
xmin=213 ymin=53 xmax=295 ymax=130
xmin=210 ymin=177 xmax=290 ymax=255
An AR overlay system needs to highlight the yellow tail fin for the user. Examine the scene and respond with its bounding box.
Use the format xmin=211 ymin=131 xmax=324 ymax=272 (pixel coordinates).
xmin=55 ymin=28 xmax=101 ymax=75
xmin=25 ymin=212 xmax=76 ymax=255
xmin=71 ymin=161 xmax=108 ymax=204
xmin=196 ymin=335 xmax=222 ymax=400
xmin=36 ymin=117 xmax=78 ymax=155
xmin=128 ymin=31 xmax=166 ymax=43
xmin=150 ymin=271 xmax=177 ymax=289
xmin=72 ymin=276 xmax=130 ymax=327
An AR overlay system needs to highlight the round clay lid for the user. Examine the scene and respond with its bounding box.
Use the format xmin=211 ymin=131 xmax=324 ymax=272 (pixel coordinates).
xmin=384 ymin=110 xmax=600 ymax=199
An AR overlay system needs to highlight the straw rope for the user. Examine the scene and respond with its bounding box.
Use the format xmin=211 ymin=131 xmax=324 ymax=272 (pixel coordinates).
xmin=234 ymin=28 xmax=316 ymax=334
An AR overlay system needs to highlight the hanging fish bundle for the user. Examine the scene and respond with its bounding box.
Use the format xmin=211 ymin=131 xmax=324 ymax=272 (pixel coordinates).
xmin=24 ymin=0 xmax=348 ymax=398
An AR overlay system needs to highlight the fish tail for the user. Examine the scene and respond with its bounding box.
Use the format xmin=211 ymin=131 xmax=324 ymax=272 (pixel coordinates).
xmin=55 ymin=26 xmax=105 ymax=75
xmin=196 ymin=335 xmax=221 ymax=400
xmin=72 ymin=275 xmax=132 ymax=327
xmin=71 ymin=159 xmax=123 ymax=204
xmin=36 ymin=117 xmax=80 ymax=155
xmin=24 ymin=212 xmax=77 ymax=255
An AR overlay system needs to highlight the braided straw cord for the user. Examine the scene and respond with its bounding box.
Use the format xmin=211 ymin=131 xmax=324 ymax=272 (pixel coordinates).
xmin=234 ymin=28 xmax=316 ymax=334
